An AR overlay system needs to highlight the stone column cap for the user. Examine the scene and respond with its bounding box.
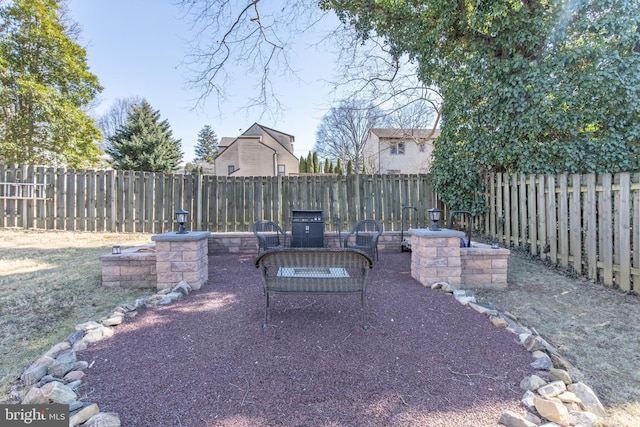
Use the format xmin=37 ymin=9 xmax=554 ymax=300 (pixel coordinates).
xmin=408 ymin=228 xmax=465 ymax=238
xmin=151 ymin=231 xmax=211 ymax=242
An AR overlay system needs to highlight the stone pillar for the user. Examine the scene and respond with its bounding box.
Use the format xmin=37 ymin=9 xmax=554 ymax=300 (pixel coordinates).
xmin=151 ymin=231 xmax=211 ymax=291
xmin=409 ymin=228 xmax=466 ymax=289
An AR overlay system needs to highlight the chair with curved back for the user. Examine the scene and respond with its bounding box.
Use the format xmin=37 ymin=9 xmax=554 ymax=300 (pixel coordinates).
xmin=252 ymin=220 xmax=287 ymax=254
xmin=342 ymin=219 xmax=383 ymax=262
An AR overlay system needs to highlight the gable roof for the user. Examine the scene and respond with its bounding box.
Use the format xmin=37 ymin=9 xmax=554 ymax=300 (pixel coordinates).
xmin=250 ymin=123 xmax=295 ymax=141
xmin=243 ymin=123 xmax=295 ymax=155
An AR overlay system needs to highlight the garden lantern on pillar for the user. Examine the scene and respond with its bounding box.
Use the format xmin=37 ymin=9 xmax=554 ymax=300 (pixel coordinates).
xmin=428 ymin=208 xmax=442 ymax=231
xmin=175 ymin=209 xmax=189 ymax=234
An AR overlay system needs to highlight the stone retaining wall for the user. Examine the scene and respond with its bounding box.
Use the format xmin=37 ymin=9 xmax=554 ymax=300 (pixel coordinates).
xmin=409 ymin=229 xmax=510 ymax=290
xmin=99 ymin=245 xmax=157 ymax=288
xmin=100 ymin=231 xmax=440 ymax=290
xmin=206 ymin=231 xmax=404 ymax=255
xmin=460 ymin=243 xmax=510 ymax=289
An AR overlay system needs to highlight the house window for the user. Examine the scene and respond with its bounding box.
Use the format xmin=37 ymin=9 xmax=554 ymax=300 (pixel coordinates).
xmin=278 ymin=164 xmax=285 ymax=176
xmin=228 ymin=165 xmax=235 ymax=175
xmin=390 ymin=142 xmax=405 ymax=155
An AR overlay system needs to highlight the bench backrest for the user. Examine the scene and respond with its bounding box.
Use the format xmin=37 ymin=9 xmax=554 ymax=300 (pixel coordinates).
xmin=255 ymin=248 xmax=372 ymax=269
xmin=255 ymin=248 xmax=373 ymax=294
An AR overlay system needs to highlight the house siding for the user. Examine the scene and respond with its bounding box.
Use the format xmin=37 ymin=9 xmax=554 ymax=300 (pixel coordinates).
xmin=379 ymin=140 xmax=433 ymax=174
xmin=215 ymin=124 xmax=299 ymax=176
xmin=364 ymin=129 xmax=439 ymax=174
xmin=238 ymin=142 xmax=276 ymax=176
xmin=215 ymin=143 xmax=240 ymax=176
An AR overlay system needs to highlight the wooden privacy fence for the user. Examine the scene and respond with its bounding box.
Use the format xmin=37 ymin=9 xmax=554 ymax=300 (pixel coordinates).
xmin=483 ymin=172 xmax=640 ymax=294
xmin=0 ymin=165 xmax=435 ymax=234
xmin=2 ymin=165 xmax=638 ymax=294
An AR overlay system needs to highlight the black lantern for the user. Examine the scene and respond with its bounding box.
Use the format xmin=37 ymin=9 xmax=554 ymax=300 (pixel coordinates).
xmin=112 ymin=245 xmax=121 ymax=255
xmin=175 ymin=209 xmax=189 ymax=234
xmin=428 ymin=208 xmax=442 ymax=231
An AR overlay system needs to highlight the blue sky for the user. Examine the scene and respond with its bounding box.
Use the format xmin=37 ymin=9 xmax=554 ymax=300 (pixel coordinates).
xmin=67 ymin=0 xmax=339 ymax=162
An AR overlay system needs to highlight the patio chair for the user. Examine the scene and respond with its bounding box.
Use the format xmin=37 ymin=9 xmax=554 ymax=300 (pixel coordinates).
xmin=343 ymin=219 xmax=383 ymax=262
xmin=252 ymin=220 xmax=287 ymax=254
xmin=447 ymin=210 xmax=473 ymax=248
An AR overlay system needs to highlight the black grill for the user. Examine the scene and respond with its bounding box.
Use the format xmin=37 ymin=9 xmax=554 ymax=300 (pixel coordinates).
xmin=290 ymin=209 xmax=324 ymax=248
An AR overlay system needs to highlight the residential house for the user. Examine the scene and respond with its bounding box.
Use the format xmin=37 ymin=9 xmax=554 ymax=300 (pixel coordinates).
xmin=215 ymin=123 xmax=299 ymax=176
xmin=362 ymin=128 xmax=440 ymax=174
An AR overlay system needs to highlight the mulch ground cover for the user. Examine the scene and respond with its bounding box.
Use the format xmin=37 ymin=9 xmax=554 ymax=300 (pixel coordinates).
xmin=78 ymin=252 xmax=534 ymax=426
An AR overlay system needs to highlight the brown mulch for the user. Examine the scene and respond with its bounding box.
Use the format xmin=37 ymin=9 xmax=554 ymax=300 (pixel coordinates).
xmin=78 ymin=252 xmax=534 ymax=427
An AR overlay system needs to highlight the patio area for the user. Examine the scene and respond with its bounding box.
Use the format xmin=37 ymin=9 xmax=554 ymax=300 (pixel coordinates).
xmin=78 ymin=251 xmax=534 ymax=426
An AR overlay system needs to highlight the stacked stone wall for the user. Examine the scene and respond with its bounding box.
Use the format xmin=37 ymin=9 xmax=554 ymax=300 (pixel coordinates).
xmin=460 ymin=243 xmax=510 ymax=289
xmin=99 ymin=245 xmax=156 ymax=288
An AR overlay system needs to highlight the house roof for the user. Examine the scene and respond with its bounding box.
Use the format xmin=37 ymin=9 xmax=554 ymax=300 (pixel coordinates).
xmin=250 ymin=123 xmax=295 ymax=141
xmin=215 ymin=123 xmax=297 ymax=161
xmin=242 ymin=123 xmax=295 ymax=155
xmin=369 ymin=128 xmax=441 ymax=140
xmin=218 ymin=137 xmax=236 ymax=148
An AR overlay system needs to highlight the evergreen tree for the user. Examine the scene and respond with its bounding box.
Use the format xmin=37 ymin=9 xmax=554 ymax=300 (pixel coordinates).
xmin=312 ymin=152 xmax=319 ymax=173
xmin=194 ymin=125 xmax=219 ymax=163
xmin=362 ymin=163 xmax=367 ymax=174
xmin=324 ymin=158 xmax=331 ymax=174
xmin=335 ymin=159 xmax=343 ymax=176
xmin=299 ymin=156 xmax=307 ymax=173
xmin=346 ymin=159 xmax=353 ymax=175
xmin=306 ymin=153 xmax=313 ymax=173
xmin=0 ymin=0 xmax=103 ymax=167
xmin=106 ymin=100 xmax=183 ymax=172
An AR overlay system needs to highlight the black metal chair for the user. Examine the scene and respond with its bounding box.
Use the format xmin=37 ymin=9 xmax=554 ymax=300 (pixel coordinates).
xmin=447 ymin=210 xmax=473 ymax=248
xmin=252 ymin=220 xmax=287 ymax=254
xmin=342 ymin=219 xmax=383 ymax=262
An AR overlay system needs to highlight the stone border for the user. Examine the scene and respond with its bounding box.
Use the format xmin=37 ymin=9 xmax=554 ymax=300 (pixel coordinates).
xmin=432 ymin=282 xmax=607 ymax=427
xmin=17 ymin=281 xmax=194 ymax=426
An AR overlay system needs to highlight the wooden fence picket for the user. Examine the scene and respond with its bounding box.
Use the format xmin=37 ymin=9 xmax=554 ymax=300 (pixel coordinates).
xmin=633 ymin=173 xmax=640 ymax=289
xmin=537 ymin=175 xmax=547 ymax=261
xmin=617 ymin=173 xmax=631 ymax=291
xmin=570 ymin=174 xmax=582 ymax=275
xmin=546 ymin=175 xmax=558 ymax=265
xmin=601 ymin=174 xmax=614 ymax=286
xmin=585 ymin=174 xmax=598 ymax=280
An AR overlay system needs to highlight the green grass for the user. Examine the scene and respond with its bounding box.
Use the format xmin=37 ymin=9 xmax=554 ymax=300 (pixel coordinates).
xmin=0 ymin=230 xmax=155 ymax=403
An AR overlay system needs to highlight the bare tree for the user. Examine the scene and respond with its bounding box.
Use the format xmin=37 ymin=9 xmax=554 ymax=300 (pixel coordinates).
xmin=327 ymin=28 xmax=443 ymax=133
xmin=177 ymin=1 xmax=442 ymax=127
xmin=178 ymin=0 xmax=329 ymax=114
xmin=96 ymin=96 xmax=143 ymax=144
xmin=173 ymin=0 xmax=437 ymax=122
xmin=314 ymin=100 xmax=386 ymax=173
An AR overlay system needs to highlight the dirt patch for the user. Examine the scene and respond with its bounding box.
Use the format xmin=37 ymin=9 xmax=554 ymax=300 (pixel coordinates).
xmin=473 ymin=250 xmax=640 ymax=427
